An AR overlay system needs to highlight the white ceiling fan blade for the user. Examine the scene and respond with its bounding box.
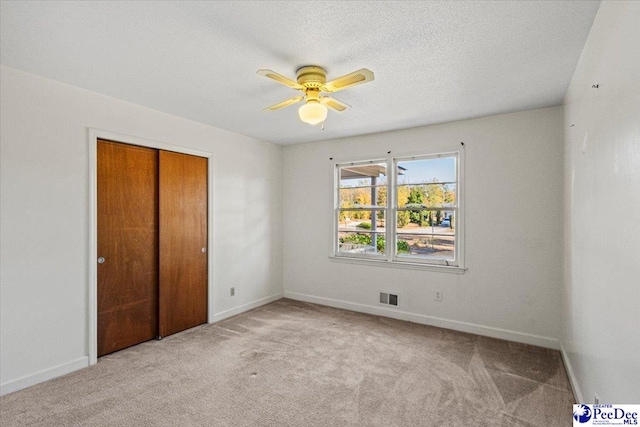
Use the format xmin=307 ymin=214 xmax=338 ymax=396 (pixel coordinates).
xmin=257 ymin=69 xmax=304 ymax=90
xmin=263 ymin=96 xmax=304 ymax=111
xmin=320 ymin=96 xmax=350 ymax=113
xmin=322 ymin=68 xmax=374 ymax=93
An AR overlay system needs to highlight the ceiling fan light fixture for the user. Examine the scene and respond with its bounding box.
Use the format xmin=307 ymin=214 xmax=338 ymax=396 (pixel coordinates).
xmin=298 ymin=100 xmax=327 ymax=125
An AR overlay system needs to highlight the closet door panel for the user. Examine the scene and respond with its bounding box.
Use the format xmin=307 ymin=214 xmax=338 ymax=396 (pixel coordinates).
xmin=159 ymin=150 xmax=208 ymax=337
xmin=97 ymin=140 xmax=159 ymax=356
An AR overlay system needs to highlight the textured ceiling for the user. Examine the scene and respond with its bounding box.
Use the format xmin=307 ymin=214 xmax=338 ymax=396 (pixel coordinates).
xmin=0 ymin=1 xmax=600 ymax=145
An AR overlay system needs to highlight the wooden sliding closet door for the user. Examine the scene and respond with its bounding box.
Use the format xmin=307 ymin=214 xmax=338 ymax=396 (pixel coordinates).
xmin=159 ymin=151 xmax=208 ymax=337
xmin=97 ymin=140 xmax=159 ymax=356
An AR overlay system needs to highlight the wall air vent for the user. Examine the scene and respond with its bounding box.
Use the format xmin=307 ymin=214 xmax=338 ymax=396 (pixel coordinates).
xmin=379 ymin=292 xmax=389 ymax=304
xmin=379 ymin=292 xmax=398 ymax=307
xmin=389 ymin=294 xmax=398 ymax=306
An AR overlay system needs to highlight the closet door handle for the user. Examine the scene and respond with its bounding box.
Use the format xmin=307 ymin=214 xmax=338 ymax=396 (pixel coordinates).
xmin=201 ymin=247 xmax=207 ymax=253
xmin=97 ymin=257 xmax=106 ymax=264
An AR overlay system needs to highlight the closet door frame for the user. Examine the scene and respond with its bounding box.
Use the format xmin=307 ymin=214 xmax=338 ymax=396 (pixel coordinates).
xmin=88 ymin=128 xmax=213 ymax=365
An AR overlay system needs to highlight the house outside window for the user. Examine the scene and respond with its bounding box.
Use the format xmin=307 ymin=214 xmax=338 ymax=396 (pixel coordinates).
xmin=334 ymin=148 xmax=464 ymax=272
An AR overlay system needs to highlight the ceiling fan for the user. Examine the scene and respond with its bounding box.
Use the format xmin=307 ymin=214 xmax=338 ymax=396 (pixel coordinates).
xmin=257 ymin=66 xmax=375 ymax=126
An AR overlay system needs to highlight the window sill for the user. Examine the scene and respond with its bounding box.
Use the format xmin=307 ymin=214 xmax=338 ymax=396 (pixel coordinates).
xmin=328 ymin=256 xmax=467 ymax=274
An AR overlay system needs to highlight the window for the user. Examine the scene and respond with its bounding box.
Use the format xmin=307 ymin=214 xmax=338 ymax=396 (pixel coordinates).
xmin=336 ymin=160 xmax=388 ymax=258
xmin=334 ymin=149 xmax=464 ymax=271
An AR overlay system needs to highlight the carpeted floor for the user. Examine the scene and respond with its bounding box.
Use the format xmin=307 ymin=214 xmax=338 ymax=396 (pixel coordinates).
xmin=0 ymin=299 xmax=574 ymax=426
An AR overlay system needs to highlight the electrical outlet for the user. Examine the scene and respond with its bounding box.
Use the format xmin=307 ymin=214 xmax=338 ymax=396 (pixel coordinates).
xmin=435 ymin=291 xmax=443 ymax=302
xmin=594 ymin=393 xmax=600 ymax=404
xmin=230 ymin=287 xmax=235 ymax=297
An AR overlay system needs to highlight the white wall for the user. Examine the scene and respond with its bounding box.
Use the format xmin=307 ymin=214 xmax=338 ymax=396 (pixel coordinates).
xmin=562 ymin=1 xmax=640 ymax=403
xmin=0 ymin=66 xmax=284 ymax=394
xmin=283 ymin=107 xmax=564 ymax=347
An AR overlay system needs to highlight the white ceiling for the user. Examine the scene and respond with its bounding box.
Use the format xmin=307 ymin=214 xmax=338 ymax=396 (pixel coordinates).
xmin=1 ymin=1 xmax=600 ymax=145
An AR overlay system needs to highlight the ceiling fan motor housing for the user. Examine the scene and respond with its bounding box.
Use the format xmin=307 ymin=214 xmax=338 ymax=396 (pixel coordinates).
xmin=296 ymin=66 xmax=327 ymax=89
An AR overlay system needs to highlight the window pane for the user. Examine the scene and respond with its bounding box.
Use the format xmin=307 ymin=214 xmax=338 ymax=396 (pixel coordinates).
xmin=397 ymin=184 xmax=456 ymax=208
xmin=339 ymin=163 xmax=387 ymax=188
xmin=396 ymin=209 xmax=455 ymax=261
xmin=339 ymin=186 xmax=386 ymax=208
xmin=338 ymin=231 xmax=385 ymax=256
xmin=396 ymin=233 xmax=455 ymax=261
xmin=396 ymin=210 xmax=455 ymax=230
xmin=397 ymin=156 xmax=456 ymax=185
xmin=338 ymin=210 xmax=385 ymax=232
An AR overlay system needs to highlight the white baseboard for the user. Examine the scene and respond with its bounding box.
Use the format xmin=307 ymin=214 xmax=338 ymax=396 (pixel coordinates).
xmin=210 ymin=292 xmax=284 ymax=323
xmin=1 ymin=356 xmax=89 ymax=396
xmin=284 ymin=291 xmax=560 ymax=350
xmin=1 ymin=293 xmax=561 ymax=397
xmin=0 ymin=294 xmax=282 ymax=397
xmin=560 ymin=341 xmax=583 ymax=403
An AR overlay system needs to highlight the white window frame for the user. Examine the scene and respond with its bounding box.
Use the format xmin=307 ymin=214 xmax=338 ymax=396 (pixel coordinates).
xmin=334 ymin=158 xmax=389 ymax=261
xmin=331 ymin=146 xmax=465 ymax=274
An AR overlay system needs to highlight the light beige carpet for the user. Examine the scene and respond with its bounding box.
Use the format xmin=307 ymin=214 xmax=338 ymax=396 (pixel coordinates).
xmin=0 ymin=299 xmax=574 ymax=426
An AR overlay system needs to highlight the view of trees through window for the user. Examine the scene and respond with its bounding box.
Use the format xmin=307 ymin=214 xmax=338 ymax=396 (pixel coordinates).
xmin=336 ymin=155 xmax=459 ymax=264
xmin=338 ymin=162 xmax=388 ymax=255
